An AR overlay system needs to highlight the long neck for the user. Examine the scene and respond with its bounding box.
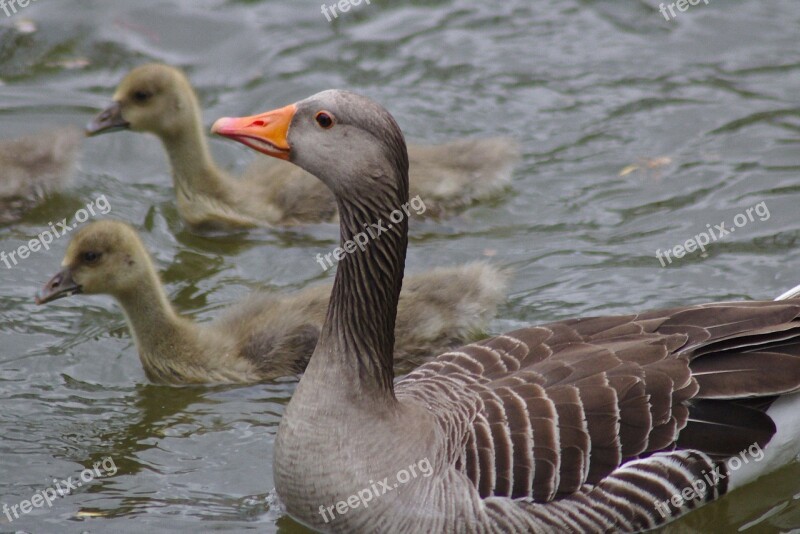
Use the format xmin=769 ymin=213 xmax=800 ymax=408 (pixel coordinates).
xmin=313 ymin=177 xmax=409 ymax=400
xmin=159 ymin=108 xmax=235 ymax=198
xmin=114 ymin=267 xmax=195 ymax=363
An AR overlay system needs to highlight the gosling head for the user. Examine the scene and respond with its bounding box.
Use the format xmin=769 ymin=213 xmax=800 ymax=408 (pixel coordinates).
xmin=87 ymin=64 xmax=201 ymax=139
xmin=211 ymin=89 xmax=409 ymax=199
xmin=36 ymin=220 xmax=153 ymax=305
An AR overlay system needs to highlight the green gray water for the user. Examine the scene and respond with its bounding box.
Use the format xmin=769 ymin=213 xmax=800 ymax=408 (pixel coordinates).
xmin=1 ymin=0 xmax=800 ymax=532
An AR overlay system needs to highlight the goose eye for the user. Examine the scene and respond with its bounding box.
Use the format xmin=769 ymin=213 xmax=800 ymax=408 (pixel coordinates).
xmin=315 ymin=112 xmax=335 ymax=129
xmin=83 ymin=251 xmax=101 ymax=264
xmin=132 ymin=90 xmax=152 ymax=103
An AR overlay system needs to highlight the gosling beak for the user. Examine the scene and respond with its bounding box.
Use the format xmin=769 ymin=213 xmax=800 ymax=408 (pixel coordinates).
xmin=211 ymin=104 xmax=296 ymax=160
xmin=86 ymin=102 xmax=130 ymax=136
xmin=35 ymin=267 xmax=82 ymax=305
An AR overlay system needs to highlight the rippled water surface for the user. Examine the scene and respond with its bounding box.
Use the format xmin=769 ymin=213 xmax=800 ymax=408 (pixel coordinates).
xmin=2 ymin=1 xmax=800 ymax=532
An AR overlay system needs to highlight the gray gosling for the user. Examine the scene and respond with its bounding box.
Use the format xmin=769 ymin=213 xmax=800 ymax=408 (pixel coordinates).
xmin=0 ymin=127 xmax=82 ymax=224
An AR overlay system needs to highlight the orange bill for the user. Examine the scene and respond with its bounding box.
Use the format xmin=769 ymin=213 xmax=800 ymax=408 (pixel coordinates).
xmin=211 ymin=104 xmax=297 ymax=160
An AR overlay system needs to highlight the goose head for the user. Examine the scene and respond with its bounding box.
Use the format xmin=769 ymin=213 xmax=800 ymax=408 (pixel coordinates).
xmin=36 ymin=220 xmax=153 ymax=304
xmin=213 ymin=90 xmax=411 ymax=394
xmin=87 ymin=64 xmax=201 ymax=140
xmin=211 ymin=89 xmax=409 ymax=199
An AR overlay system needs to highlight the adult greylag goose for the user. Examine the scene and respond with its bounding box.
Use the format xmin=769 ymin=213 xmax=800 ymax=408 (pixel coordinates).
xmin=86 ymin=64 xmax=518 ymax=231
xmin=35 ymin=220 xmax=506 ymax=384
xmin=0 ymin=126 xmax=82 ymax=224
xmin=213 ymin=90 xmax=800 ymax=532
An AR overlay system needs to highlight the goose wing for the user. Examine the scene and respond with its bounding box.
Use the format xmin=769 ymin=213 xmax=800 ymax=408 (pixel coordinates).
xmin=398 ymin=301 xmax=800 ymax=504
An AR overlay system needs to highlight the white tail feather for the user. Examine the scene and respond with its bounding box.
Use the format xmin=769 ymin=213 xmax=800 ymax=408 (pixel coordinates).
xmin=774 ymin=283 xmax=800 ymax=301
xmin=727 ymin=392 xmax=800 ymax=491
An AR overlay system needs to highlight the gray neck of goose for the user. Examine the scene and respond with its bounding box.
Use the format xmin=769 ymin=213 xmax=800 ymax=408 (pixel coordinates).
xmin=316 ymin=178 xmax=409 ymax=399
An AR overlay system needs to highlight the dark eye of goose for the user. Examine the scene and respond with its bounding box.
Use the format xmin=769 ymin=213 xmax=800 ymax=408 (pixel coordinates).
xmin=83 ymin=251 xmax=101 ymax=264
xmin=315 ymin=111 xmax=335 ymax=129
xmin=132 ymin=90 xmax=152 ymax=104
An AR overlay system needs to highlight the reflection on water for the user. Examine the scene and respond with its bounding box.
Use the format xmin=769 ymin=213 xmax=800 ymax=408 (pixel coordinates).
xmin=1 ymin=0 xmax=800 ymax=531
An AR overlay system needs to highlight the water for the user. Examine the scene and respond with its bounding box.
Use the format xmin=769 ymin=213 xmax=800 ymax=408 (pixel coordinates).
xmin=1 ymin=0 xmax=799 ymax=532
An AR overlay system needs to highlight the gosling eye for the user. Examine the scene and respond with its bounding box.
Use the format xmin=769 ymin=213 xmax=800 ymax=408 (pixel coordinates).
xmin=132 ymin=90 xmax=152 ymax=104
xmin=82 ymin=251 xmax=101 ymax=264
xmin=315 ymin=111 xmax=335 ymax=129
